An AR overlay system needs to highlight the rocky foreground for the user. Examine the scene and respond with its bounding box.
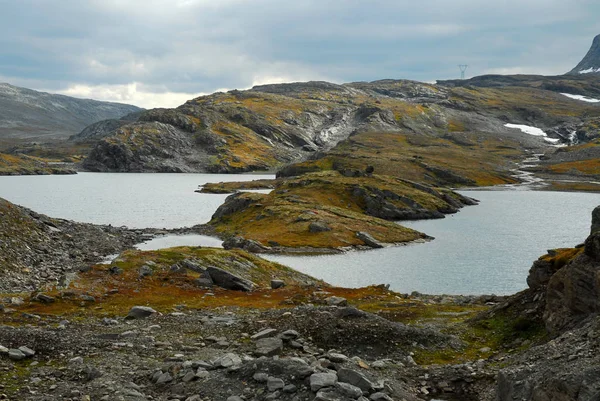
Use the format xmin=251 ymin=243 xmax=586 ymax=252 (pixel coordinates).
xmin=0 ymin=198 xmax=599 ymax=400
xmin=0 ymin=198 xmax=147 ymax=292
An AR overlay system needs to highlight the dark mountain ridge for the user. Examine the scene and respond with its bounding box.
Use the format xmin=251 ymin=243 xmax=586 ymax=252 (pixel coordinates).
xmin=0 ymin=83 xmax=142 ymax=140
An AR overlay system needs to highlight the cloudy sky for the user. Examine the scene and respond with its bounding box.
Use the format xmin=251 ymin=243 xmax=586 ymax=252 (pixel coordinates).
xmin=1 ymin=0 xmax=599 ymax=108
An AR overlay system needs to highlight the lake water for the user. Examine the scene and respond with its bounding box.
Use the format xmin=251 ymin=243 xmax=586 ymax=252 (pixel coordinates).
xmin=264 ymin=191 xmax=599 ymax=295
xmin=0 ymin=173 xmax=597 ymax=294
xmin=0 ymin=172 xmax=273 ymax=229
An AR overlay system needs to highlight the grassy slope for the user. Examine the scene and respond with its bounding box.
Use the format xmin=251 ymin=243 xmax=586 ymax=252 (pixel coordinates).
xmin=281 ymin=131 xmax=523 ymax=187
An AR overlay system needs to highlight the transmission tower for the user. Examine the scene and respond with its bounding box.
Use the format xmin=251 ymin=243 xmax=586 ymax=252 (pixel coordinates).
xmin=458 ymin=65 xmax=468 ymax=79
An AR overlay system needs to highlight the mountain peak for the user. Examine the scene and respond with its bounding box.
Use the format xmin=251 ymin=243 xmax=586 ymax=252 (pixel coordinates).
xmin=567 ymin=34 xmax=600 ymax=75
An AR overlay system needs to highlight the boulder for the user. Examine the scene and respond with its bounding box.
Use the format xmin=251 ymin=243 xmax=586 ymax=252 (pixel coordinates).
xmin=194 ymin=270 xmax=214 ymax=288
xmin=222 ymin=236 xmax=270 ymax=253
xmin=33 ymin=293 xmax=55 ymax=303
xmin=212 ymin=353 xmax=242 ymax=369
xmin=326 ymin=296 xmax=348 ymax=307
xmin=271 ymin=279 xmax=285 ymax=289
xmin=251 ymin=328 xmax=278 ymax=340
xmin=336 ymin=382 xmax=363 ymax=398
xmin=309 ymin=221 xmax=332 ymax=233
xmin=267 ymin=376 xmax=285 ymax=392
xmin=126 ymin=306 xmax=157 ymax=319
xmin=337 ymin=368 xmax=375 ymax=393
xmin=255 ymin=337 xmax=283 ymax=356
xmin=8 ymin=349 xmax=26 ymax=361
xmin=356 ymin=232 xmax=384 ymax=249
xmin=279 ymin=329 xmax=300 ymax=341
xmin=310 ymin=372 xmax=338 ymax=392
xmin=138 ymin=264 xmax=154 ymax=278
xmin=206 ymin=266 xmax=254 ymax=292
xmin=18 ymin=346 xmax=35 ymax=357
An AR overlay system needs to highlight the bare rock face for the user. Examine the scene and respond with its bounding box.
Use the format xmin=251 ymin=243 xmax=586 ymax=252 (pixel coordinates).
xmin=541 ymin=206 xmax=600 ymax=333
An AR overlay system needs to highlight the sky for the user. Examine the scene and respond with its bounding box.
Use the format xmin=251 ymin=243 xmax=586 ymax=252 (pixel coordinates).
xmin=0 ymin=0 xmax=599 ymax=109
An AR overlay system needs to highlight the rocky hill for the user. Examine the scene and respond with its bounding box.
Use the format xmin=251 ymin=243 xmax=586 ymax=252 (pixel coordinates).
xmin=0 ymin=83 xmax=141 ymax=140
xmin=567 ymin=34 xmax=600 ymax=75
xmin=80 ymin=78 xmax=600 ymax=185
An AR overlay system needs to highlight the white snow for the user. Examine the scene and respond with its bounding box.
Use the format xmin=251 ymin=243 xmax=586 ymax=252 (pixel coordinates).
xmin=504 ymin=123 xmax=547 ymax=137
xmin=561 ymin=93 xmax=600 ymax=103
xmin=504 ymin=123 xmax=563 ymax=145
xmin=578 ymin=67 xmax=600 ymax=74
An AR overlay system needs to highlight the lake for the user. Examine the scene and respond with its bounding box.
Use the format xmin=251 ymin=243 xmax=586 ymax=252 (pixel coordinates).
xmin=264 ymin=190 xmax=599 ymax=295
xmin=0 ymin=173 xmax=597 ymax=294
xmin=0 ymin=172 xmax=273 ymax=229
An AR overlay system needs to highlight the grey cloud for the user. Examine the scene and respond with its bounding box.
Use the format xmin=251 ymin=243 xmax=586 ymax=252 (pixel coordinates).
xmin=0 ymin=0 xmax=599 ymax=104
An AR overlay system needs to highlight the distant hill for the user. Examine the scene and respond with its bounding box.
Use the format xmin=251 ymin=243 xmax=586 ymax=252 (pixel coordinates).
xmin=0 ymin=83 xmax=142 ymax=140
xmin=567 ymin=34 xmax=600 ymax=75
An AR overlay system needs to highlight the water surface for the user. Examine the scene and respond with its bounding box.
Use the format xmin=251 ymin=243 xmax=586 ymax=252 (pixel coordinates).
xmin=0 ymin=173 xmax=596 ymax=294
xmin=264 ymin=191 xmax=598 ymax=295
xmin=0 ymin=172 xmax=273 ymax=229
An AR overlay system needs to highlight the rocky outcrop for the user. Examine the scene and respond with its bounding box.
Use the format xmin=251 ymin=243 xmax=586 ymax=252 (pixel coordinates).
xmin=538 ymin=206 xmax=600 ymax=333
xmin=0 ymin=197 xmax=142 ymax=292
xmin=69 ymin=111 xmax=142 ymax=142
xmin=495 ymin=206 xmax=600 ymax=400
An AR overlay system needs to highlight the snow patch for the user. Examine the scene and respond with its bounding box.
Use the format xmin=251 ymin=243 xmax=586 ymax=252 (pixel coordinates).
xmin=561 ymin=93 xmax=600 ymax=103
xmin=504 ymin=123 xmax=563 ymax=145
xmin=504 ymin=123 xmax=546 ymax=137
xmin=578 ymin=67 xmax=600 ymax=74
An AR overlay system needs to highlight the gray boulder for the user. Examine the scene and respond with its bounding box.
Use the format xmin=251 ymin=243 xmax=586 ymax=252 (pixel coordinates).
xmin=18 ymin=346 xmax=35 ymax=357
xmin=336 ymin=382 xmax=363 ymax=398
xmin=206 ymin=266 xmax=254 ymax=292
xmin=126 ymin=306 xmax=157 ymax=319
xmin=326 ymin=296 xmax=348 ymax=307
xmin=251 ymin=328 xmax=278 ymax=340
xmin=337 ymin=368 xmax=375 ymax=393
xmin=309 ymin=221 xmax=332 ymax=233
xmin=8 ymin=349 xmax=26 ymax=361
xmin=255 ymin=337 xmax=283 ymax=356
xmin=139 ymin=264 xmax=154 ymax=278
xmin=314 ymin=388 xmax=349 ymax=401
xmin=271 ymin=279 xmax=285 ymax=289
xmin=356 ymin=232 xmax=384 ymax=248
xmin=267 ymin=376 xmax=285 ymax=392
xmin=279 ymin=329 xmax=300 ymax=341
xmin=194 ymin=270 xmax=214 ymax=288
xmin=212 ymin=353 xmax=242 ymax=369
xmin=222 ymin=236 xmax=271 ymax=253
xmin=34 ymin=293 xmax=55 ymax=303
xmin=310 ymin=372 xmax=338 ymax=392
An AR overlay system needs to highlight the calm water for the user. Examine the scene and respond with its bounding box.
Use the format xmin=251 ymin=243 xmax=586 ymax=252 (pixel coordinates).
xmin=0 ymin=173 xmax=597 ymax=294
xmin=0 ymin=172 xmax=273 ymax=229
xmin=264 ymin=191 xmax=599 ymax=295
